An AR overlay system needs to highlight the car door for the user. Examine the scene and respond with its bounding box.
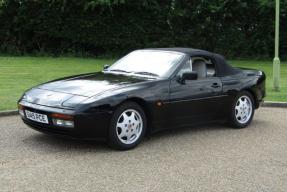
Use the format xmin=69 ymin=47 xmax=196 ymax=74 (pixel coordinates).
xmin=166 ymin=57 xmax=224 ymax=128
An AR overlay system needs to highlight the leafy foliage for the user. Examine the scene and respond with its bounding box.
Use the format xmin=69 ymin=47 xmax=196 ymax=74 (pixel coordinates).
xmin=0 ymin=0 xmax=286 ymax=58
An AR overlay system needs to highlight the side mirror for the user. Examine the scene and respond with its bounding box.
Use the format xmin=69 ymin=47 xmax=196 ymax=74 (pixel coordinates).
xmin=178 ymin=72 xmax=198 ymax=84
xmin=103 ymin=64 xmax=110 ymax=70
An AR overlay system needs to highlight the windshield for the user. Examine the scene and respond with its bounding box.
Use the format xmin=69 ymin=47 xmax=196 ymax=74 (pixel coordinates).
xmin=107 ymin=50 xmax=184 ymax=77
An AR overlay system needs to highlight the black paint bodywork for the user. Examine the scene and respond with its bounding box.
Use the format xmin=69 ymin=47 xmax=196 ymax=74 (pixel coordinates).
xmin=18 ymin=48 xmax=266 ymax=140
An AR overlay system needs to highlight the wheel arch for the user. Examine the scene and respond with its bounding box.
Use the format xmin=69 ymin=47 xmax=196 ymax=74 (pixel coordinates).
xmin=118 ymin=97 xmax=152 ymax=135
xmin=226 ymin=88 xmax=259 ymax=109
xmin=242 ymin=88 xmax=259 ymax=109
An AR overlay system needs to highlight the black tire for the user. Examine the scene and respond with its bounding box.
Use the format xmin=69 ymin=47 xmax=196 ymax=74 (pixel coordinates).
xmin=108 ymin=101 xmax=147 ymax=150
xmin=228 ymin=91 xmax=255 ymax=129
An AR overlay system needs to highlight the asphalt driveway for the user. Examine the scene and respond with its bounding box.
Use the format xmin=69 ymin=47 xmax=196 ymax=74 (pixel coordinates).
xmin=0 ymin=107 xmax=286 ymax=192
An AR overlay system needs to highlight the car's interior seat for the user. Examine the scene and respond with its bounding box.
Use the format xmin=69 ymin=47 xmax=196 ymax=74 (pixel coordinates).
xmin=192 ymin=60 xmax=207 ymax=78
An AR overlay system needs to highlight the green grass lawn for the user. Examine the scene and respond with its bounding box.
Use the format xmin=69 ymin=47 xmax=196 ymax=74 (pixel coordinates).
xmin=0 ymin=57 xmax=286 ymax=111
xmin=0 ymin=57 xmax=114 ymax=111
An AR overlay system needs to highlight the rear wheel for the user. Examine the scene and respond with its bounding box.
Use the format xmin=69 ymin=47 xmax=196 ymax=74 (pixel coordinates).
xmin=108 ymin=102 xmax=146 ymax=150
xmin=229 ymin=91 xmax=254 ymax=128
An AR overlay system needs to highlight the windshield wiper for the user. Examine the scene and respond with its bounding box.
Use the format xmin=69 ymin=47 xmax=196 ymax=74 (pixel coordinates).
xmin=133 ymin=71 xmax=159 ymax=77
xmin=108 ymin=69 xmax=131 ymax=73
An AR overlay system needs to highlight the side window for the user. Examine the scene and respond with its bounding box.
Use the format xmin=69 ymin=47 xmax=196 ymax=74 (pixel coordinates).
xmin=191 ymin=57 xmax=216 ymax=78
xmin=177 ymin=58 xmax=192 ymax=76
xmin=206 ymin=59 xmax=216 ymax=77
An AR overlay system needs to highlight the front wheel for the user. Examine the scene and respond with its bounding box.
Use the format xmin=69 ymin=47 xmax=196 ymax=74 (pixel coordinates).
xmin=108 ymin=102 xmax=146 ymax=150
xmin=229 ymin=91 xmax=255 ymax=128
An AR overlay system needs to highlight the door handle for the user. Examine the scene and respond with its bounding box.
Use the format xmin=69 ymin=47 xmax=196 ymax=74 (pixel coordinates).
xmin=211 ymin=83 xmax=220 ymax=88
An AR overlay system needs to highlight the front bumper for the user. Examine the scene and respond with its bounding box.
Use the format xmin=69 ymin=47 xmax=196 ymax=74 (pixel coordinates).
xmin=18 ymin=101 xmax=112 ymax=140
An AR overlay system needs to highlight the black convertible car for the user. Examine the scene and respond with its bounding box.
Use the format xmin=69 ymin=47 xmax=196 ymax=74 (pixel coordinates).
xmin=18 ymin=48 xmax=266 ymax=150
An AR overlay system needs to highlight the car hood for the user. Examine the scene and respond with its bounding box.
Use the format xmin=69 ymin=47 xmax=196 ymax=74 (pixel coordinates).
xmin=37 ymin=72 xmax=148 ymax=97
xmin=22 ymin=72 xmax=150 ymax=108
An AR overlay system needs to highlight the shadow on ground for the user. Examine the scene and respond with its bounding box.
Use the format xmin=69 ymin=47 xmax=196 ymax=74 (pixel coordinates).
xmin=22 ymin=121 xmax=245 ymax=152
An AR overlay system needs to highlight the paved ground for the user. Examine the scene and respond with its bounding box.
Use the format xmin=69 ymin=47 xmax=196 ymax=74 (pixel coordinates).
xmin=0 ymin=108 xmax=286 ymax=192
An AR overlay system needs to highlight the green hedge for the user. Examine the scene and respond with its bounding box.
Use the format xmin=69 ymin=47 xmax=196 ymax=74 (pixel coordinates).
xmin=0 ymin=0 xmax=286 ymax=58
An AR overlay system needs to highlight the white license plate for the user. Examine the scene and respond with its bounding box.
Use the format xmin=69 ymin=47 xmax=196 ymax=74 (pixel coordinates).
xmin=25 ymin=110 xmax=49 ymax=124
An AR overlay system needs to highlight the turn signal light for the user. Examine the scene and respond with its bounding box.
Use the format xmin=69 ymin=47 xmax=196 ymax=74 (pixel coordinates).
xmin=51 ymin=113 xmax=73 ymax=120
xmin=18 ymin=104 xmax=24 ymax=117
xmin=18 ymin=104 xmax=24 ymax=110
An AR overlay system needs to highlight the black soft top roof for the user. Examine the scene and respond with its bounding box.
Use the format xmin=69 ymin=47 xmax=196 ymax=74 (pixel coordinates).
xmin=143 ymin=48 xmax=241 ymax=77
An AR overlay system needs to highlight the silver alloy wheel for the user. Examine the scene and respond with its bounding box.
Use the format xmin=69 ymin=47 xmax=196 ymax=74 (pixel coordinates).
xmin=116 ymin=109 xmax=143 ymax=145
xmin=235 ymin=95 xmax=252 ymax=124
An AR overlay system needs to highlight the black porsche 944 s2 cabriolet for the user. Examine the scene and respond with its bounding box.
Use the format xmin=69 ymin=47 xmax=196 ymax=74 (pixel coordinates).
xmin=18 ymin=48 xmax=266 ymax=150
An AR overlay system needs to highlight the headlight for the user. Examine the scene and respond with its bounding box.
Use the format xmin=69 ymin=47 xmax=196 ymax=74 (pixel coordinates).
xmin=62 ymin=96 xmax=88 ymax=107
xmin=81 ymin=87 xmax=136 ymax=104
xmin=22 ymin=93 xmax=27 ymax=100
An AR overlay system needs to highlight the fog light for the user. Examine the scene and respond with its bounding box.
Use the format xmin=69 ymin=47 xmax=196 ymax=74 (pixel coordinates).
xmin=51 ymin=113 xmax=74 ymax=128
xmin=52 ymin=119 xmax=74 ymax=128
